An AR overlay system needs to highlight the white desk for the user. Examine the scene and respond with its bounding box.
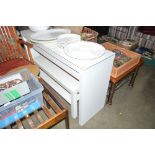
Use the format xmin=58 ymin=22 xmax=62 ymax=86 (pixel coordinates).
xmin=21 ymin=30 xmax=114 ymax=126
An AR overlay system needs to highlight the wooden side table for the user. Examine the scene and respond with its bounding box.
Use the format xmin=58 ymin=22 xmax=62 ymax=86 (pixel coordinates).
xmin=4 ymin=78 xmax=69 ymax=129
xmin=107 ymin=59 xmax=143 ymax=105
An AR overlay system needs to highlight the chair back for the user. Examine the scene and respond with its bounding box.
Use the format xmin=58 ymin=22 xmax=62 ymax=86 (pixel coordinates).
xmin=0 ymin=26 xmax=27 ymax=63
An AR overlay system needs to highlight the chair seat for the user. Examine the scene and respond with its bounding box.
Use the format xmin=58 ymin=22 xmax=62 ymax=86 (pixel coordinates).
xmin=0 ymin=59 xmax=40 ymax=77
xmin=0 ymin=59 xmax=29 ymax=75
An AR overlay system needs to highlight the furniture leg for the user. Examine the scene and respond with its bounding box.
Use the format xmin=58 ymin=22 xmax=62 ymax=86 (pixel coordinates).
xmin=65 ymin=110 xmax=70 ymax=129
xmin=79 ymin=58 xmax=114 ymax=126
xmin=71 ymin=93 xmax=78 ymax=119
xmin=128 ymin=67 xmax=139 ymax=87
xmin=107 ymin=82 xmax=117 ymax=105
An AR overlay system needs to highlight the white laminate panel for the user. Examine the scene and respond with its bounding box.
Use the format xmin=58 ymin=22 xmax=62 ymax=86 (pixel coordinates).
xmin=35 ymin=56 xmax=79 ymax=93
xmin=36 ymin=43 xmax=114 ymax=71
xmin=79 ymin=55 xmax=114 ymax=125
xmin=34 ymin=45 xmax=80 ymax=79
xmin=40 ymin=70 xmax=71 ymax=104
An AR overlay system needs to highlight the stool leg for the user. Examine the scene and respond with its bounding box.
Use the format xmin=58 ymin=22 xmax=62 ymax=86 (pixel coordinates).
xmin=128 ymin=67 xmax=139 ymax=87
xmin=107 ymin=82 xmax=116 ymax=105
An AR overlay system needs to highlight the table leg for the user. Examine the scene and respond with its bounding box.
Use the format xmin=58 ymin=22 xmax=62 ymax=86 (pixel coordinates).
xmin=71 ymin=93 xmax=78 ymax=119
xmin=107 ymin=82 xmax=117 ymax=105
xmin=128 ymin=67 xmax=139 ymax=87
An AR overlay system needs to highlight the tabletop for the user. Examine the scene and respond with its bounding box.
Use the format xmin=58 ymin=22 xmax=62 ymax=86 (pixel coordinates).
xmin=110 ymin=59 xmax=144 ymax=83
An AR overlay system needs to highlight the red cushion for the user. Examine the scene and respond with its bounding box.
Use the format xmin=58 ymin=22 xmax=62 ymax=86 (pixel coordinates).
xmin=0 ymin=59 xmax=29 ymax=76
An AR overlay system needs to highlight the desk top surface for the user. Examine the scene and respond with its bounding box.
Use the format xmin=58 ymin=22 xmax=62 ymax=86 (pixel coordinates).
xmin=21 ymin=30 xmax=115 ymax=71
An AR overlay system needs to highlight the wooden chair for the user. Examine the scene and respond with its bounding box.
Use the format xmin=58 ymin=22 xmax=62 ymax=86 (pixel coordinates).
xmin=0 ymin=26 xmax=39 ymax=77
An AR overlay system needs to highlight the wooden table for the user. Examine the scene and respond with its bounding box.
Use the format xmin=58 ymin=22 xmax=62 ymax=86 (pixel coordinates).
xmin=107 ymin=59 xmax=143 ymax=105
xmin=4 ymin=78 xmax=69 ymax=129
